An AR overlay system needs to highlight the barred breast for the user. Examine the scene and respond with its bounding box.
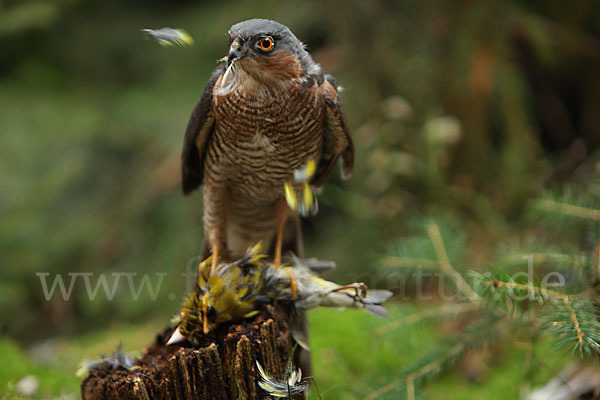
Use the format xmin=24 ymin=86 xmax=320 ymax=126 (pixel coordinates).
xmin=205 ymin=80 xmax=325 ymax=254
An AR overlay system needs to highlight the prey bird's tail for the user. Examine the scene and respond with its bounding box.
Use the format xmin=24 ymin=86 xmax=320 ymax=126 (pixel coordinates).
xmin=320 ymin=284 xmax=394 ymax=318
xmin=362 ymin=289 xmax=394 ymax=318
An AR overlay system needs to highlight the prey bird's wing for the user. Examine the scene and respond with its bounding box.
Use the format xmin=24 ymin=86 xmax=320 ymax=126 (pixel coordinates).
xmin=312 ymin=73 xmax=355 ymax=187
xmin=181 ymin=64 xmax=225 ymax=195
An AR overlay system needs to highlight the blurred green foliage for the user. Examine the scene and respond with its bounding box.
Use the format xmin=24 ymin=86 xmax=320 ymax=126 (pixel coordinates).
xmin=1 ymin=0 xmax=599 ymax=397
xmin=0 ymin=305 xmax=569 ymax=399
xmin=375 ymin=175 xmax=600 ymax=397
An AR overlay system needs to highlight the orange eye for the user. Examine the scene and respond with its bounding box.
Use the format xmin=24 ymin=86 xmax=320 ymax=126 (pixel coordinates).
xmin=258 ymin=37 xmax=274 ymax=52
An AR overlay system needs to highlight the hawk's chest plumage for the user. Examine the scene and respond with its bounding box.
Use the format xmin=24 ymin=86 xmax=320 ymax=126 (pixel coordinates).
xmin=207 ymin=77 xmax=325 ymax=203
xmin=180 ymin=19 xmax=354 ymax=261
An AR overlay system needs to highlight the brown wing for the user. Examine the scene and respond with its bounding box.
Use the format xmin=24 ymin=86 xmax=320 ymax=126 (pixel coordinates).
xmin=312 ymin=73 xmax=355 ymax=187
xmin=181 ymin=65 xmax=225 ymax=195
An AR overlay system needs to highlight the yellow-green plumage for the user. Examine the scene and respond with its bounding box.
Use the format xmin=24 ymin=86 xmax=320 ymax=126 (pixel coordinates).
xmin=171 ymin=244 xmax=392 ymax=345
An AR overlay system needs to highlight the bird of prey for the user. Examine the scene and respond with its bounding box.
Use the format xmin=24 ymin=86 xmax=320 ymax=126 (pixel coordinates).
xmin=181 ymin=18 xmax=354 ymax=274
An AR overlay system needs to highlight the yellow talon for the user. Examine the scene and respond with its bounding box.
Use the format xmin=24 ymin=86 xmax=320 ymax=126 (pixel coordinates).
xmin=294 ymin=159 xmax=316 ymax=183
xmin=284 ymin=182 xmax=297 ymax=211
xmin=285 ymin=159 xmax=319 ymax=217
xmin=302 ymin=182 xmax=313 ymax=210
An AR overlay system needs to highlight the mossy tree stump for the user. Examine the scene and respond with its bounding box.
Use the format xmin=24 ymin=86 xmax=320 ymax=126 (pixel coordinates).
xmin=81 ymin=304 xmax=302 ymax=399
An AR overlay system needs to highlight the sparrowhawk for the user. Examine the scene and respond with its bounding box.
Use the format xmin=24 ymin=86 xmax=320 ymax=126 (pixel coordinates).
xmin=181 ymin=18 xmax=354 ymax=273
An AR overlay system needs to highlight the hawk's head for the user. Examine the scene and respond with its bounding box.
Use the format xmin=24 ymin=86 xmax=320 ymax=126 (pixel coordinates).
xmin=217 ymin=19 xmax=321 ymax=92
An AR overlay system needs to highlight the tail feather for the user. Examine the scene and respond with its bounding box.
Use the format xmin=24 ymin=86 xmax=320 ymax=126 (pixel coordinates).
xmin=363 ymin=289 xmax=393 ymax=318
xmin=365 ymin=289 xmax=394 ymax=304
xmin=365 ymin=304 xmax=389 ymax=318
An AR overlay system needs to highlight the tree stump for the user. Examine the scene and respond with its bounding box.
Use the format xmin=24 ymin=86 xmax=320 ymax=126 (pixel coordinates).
xmin=81 ymin=304 xmax=302 ymax=399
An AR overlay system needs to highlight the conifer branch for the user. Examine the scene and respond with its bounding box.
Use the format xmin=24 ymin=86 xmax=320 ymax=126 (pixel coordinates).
xmin=535 ymin=199 xmax=600 ymax=220
xmin=562 ymin=295 xmax=583 ymax=345
xmin=483 ymin=280 xmax=566 ymax=301
xmin=427 ymin=223 xmax=480 ymax=301
xmin=375 ymin=180 xmax=600 ymax=396
xmin=483 ymin=280 xmax=600 ymax=354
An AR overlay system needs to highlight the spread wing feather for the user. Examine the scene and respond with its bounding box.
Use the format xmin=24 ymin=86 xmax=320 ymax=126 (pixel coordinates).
xmin=312 ymin=73 xmax=355 ymax=187
xmin=181 ymin=65 xmax=225 ymax=195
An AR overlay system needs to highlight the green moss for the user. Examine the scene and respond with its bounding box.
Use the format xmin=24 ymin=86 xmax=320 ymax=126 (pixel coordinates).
xmin=0 ymin=305 xmax=574 ymax=399
xmin=0 ymin=337 xmax=79 ymax=399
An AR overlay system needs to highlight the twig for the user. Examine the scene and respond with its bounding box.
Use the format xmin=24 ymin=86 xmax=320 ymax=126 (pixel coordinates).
xmin=593 ymin=229 xmax=600 ymax=280
xmin=486 ymin=280 xmax=593 ymax=302
xmin=535 ymin=199 xmax=600 ymax=221
xmin=363 ymin=379 xmax=403 ymax=400
xmin=374 ymin=302 xmax=482 ymax=336
xmin=501 ymin=253 xmax=587 ymax=270
xmin=406 ymin=376 xmax=415 ymax=400
xmin=381 ymin=256 xmax=440 ymax=270
xmin=486 ymin=281 xmax=591 ymax=347
xmin=562 ymin=296 xmax=583 ymax=345
xmin=426 ymin=223 xmax=481 ymax=302
xmin=483 ymin=280 xmax=566 ymax=301
xmin=363 ymin=344 xmax=465 ymax=400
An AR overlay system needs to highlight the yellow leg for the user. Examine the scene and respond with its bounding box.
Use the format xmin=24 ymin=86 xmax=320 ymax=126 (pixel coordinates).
xmin=210 ymin=243 xmax=220 ymax=276
xmin=202 ymin=292 xmax=209 ymax=334
xmin=289 ymin=270 xmax=297 ymax=300
xmin=274 ymin=200 xmax=288 ymax=267
xmin=330 ymin=283 xmax=368 ymax=302
xmin=274 ymin=200 xmax=298 ymax=299
xmin=203 ymin=182 xmax=227 ymax=276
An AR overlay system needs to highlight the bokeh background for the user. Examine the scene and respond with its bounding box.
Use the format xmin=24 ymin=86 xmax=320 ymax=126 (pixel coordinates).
xmin=1 ymin=0 xmax=599 ymax=398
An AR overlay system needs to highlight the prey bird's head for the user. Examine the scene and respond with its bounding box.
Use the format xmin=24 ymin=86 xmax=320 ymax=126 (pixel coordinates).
xmin=219 ymin=19 xmax=321 ymax=89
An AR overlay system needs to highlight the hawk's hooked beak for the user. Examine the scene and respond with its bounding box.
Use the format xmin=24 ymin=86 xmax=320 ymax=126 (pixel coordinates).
xmin=227 ymin=39 xmax=245 ymax=65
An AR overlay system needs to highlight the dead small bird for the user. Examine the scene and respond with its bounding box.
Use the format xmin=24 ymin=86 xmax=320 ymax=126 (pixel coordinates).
xmin=76 ymin=342 xmax=136 ymax=377
xmin=141 ymin=28 xmax=194 ymax=47
xmin=167 ymin=243 xmax=393 ymax=347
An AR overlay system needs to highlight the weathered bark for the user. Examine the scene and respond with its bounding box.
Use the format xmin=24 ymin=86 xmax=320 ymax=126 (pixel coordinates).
xmin=81 ymin=304 xmax=301 ymax=399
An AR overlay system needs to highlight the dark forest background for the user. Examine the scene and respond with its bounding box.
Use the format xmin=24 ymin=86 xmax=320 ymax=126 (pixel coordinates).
xmin=1 ymin=0 xmax=599 ymax=398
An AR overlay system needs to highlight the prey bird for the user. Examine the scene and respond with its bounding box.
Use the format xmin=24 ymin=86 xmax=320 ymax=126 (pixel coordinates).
xmin=181 ymin=19 xmax=354 ymax=274
xmin=167 ymin=244 xmax=392 ymax=347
